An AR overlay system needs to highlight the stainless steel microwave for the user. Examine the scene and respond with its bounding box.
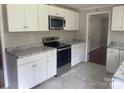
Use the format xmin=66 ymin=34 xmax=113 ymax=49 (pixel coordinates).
xmin=49 ymin=16 xmax=65 ymax=30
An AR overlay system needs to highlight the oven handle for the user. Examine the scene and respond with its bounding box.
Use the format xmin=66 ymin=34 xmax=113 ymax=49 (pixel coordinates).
xmin=57 ymin=46 xmax=71 ymax=52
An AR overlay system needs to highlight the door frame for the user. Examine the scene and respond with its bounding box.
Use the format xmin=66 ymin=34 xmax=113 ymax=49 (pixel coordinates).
xmin=85 ymin=11 xmax=111 ymax=61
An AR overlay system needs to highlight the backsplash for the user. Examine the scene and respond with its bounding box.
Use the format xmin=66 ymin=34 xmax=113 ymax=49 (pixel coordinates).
xmin=110 ymin=31 xmax=124 ymax=44
xmin=4 ymin=31 xmax=77 ymax=48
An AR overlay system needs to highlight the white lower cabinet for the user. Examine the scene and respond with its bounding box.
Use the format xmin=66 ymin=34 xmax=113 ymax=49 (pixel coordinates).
xmin=18 ymin=62 xmax=35 ymax=89
xmin=7 ymin=49 xmax=57 ymax=89
xmin=18 ymin=59 xmax=42 ymax=89
xmin=106 ymin=48 xmax=120 ymax=74
xmin=112 ymin=78 xmax=124 ymax=89
xmin=71 ymin=43 xmax=85 ymax=67
xmin=46 ymin=55 xmax=57 ymax=79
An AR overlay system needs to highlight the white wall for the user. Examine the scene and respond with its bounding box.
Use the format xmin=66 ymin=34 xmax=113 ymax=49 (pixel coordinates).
xmin=74 ymin=6 xmax=112 ymax=41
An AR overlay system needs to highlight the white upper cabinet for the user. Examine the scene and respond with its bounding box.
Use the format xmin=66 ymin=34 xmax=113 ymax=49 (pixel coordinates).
xmin=24 ymin=5 xmax=38 ymax=31
xmin=64 ymin=9 xmax=79 ymax=30
xmin=7 ymin=4 xmax=38 ymax=32
xmin=6 ymin=4 xmax=79 ymax=32
xmin=48 ymin=5 xmax=64 ymax=17
xmin=64 ymin=9 xmax=72 ymax=30
xmin=74 ymin=12 xmax=79 ymax=30
xmin=7 ymin=5 xmax=25 ymax=32
xmin=38 ymin=4 xmax=49 ymax=31
xmin=111 ymin=6 xmax=124 ymax=31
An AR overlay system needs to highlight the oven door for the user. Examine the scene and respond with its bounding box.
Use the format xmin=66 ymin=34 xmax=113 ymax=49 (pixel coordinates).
xmin=57 ymin=46 xmax=71 ymax=68
xmin=49 ymin=16 xmax=65 ymax=30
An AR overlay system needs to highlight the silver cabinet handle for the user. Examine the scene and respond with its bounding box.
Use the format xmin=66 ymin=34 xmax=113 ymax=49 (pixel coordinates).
xmin=57 ymin=46 xmax=71 ymax=51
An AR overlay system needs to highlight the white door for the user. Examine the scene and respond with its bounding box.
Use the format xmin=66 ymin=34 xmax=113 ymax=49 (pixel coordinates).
xmin=111 ymin=6 xmax=124 ymax=31
xmin=38 ymin=4 xmax=49 ymax=31
xmin=18 ymin=62 xmax=34 ymax=89
xmin=46 ymin=55 xmax=57 ymax=79
xmin=7 ymin=4 xmax=25 ymax=32
xmin=34 ymin=59 xmax=42 ymax=85
xmin=24 ymin=4 xmax=38 ymax=31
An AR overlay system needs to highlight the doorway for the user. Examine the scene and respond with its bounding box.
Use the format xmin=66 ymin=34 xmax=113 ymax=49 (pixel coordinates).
xmin=86 ymin=12 xmax=111 ymax=65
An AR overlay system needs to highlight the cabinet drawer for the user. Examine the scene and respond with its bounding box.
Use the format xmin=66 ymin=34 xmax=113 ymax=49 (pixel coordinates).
xmin=17 ymin=53 xmax=44 ymax=66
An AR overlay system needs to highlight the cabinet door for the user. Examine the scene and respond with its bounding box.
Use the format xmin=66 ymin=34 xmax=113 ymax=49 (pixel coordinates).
xmin=71 ymin=45 xmax=79 ymax=67
xmin=48 ymin=5 xmax=64 ymax=17
xmin=79 ymin=44 xmax=85 ymax=62
xmin=38 ymin=4 xmax=49 ymax=31
xmin=111 ymin=6 xmax=124 ymax=31
xmin=7 ymin=4 xmax=25 ymax=32
xmin=18 ymin=62 xmax=34 ymax=89
xmin=106 ymin=49 xmax=119 ymax=73
xmin=74 ymin=12 xmax=79 ymax=30
xmin=41 ymin=58 xmax=47 ymax=82
xmin=64 ymin=9 xmax=72 ymax=30
xmin=24 ymin=4 xmax=38 ymax=31
xmin=70 ymin=11 xmax=75 ymax=30
xmin=46 ymin=55 xmax=57 ymax=79
xmin=34 ymin=59 xmax=42 ymax=85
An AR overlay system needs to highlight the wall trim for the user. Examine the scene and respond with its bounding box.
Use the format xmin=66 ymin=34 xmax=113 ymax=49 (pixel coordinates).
xmin=0 ymin=5 xmax=8 ymax=88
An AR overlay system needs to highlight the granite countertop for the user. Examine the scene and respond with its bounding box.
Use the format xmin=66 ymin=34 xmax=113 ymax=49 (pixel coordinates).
xmin=108 ymin=43 xmax=124 ymax=51
xmin=113 ymin=60 xmax=124 ymax=80
xmin=62 ymin=40 xmax=85 ymax=45
xmin=6 ymin=43 xmax=56 ymax=59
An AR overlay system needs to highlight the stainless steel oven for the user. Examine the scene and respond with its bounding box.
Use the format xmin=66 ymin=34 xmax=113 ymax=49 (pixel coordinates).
xmin=43 ymin=36 xmax=71 ymax=76
xmin=57 ymin=46 xmax=71 ymax=76
xmin=49 ymin=16 xmax=65 ymax=30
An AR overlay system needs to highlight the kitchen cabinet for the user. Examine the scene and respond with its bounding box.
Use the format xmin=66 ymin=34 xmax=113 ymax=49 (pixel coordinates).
xmin=6 ymin=4 xmax=79 ymax=32
xmin=24 ymin=5 xmax=38 ymax=31
xmin=74 ymin=12 xmax=80 ymax=30
xmin=46 ymin=54 xmax=57 ymax=79
xmin=6 ymin=4 xmax=25 ymax=32
xmin=7 ymin=4 xmax=38 ymax=32
xmin=64 ymin=9 xmax=72 ymax=30
xmin=18 ymin=60 xmax=42 ymax=89
xmin=112 ymin=77 xmax=124 ymax=89
xmin=48 ymin=5 xmax=64 ymax=17
xmin=111 ymin=6 xmax=124 ymax=31
xmin=7 ymin=49 xmax=57 ymax=89
xmin=71 ymin=43 xmax=85 ymax=67
xmin=64 ymin=9 xmax=79 ymax=30
xmin=38 ymin=4 xmax=49 ymax=31
xmin=106 ymin=48 xmax=120 ymax=73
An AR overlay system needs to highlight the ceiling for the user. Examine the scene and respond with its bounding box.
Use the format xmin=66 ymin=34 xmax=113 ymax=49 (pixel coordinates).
xmin=58 ymin=4 xmax=114 ymax=10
